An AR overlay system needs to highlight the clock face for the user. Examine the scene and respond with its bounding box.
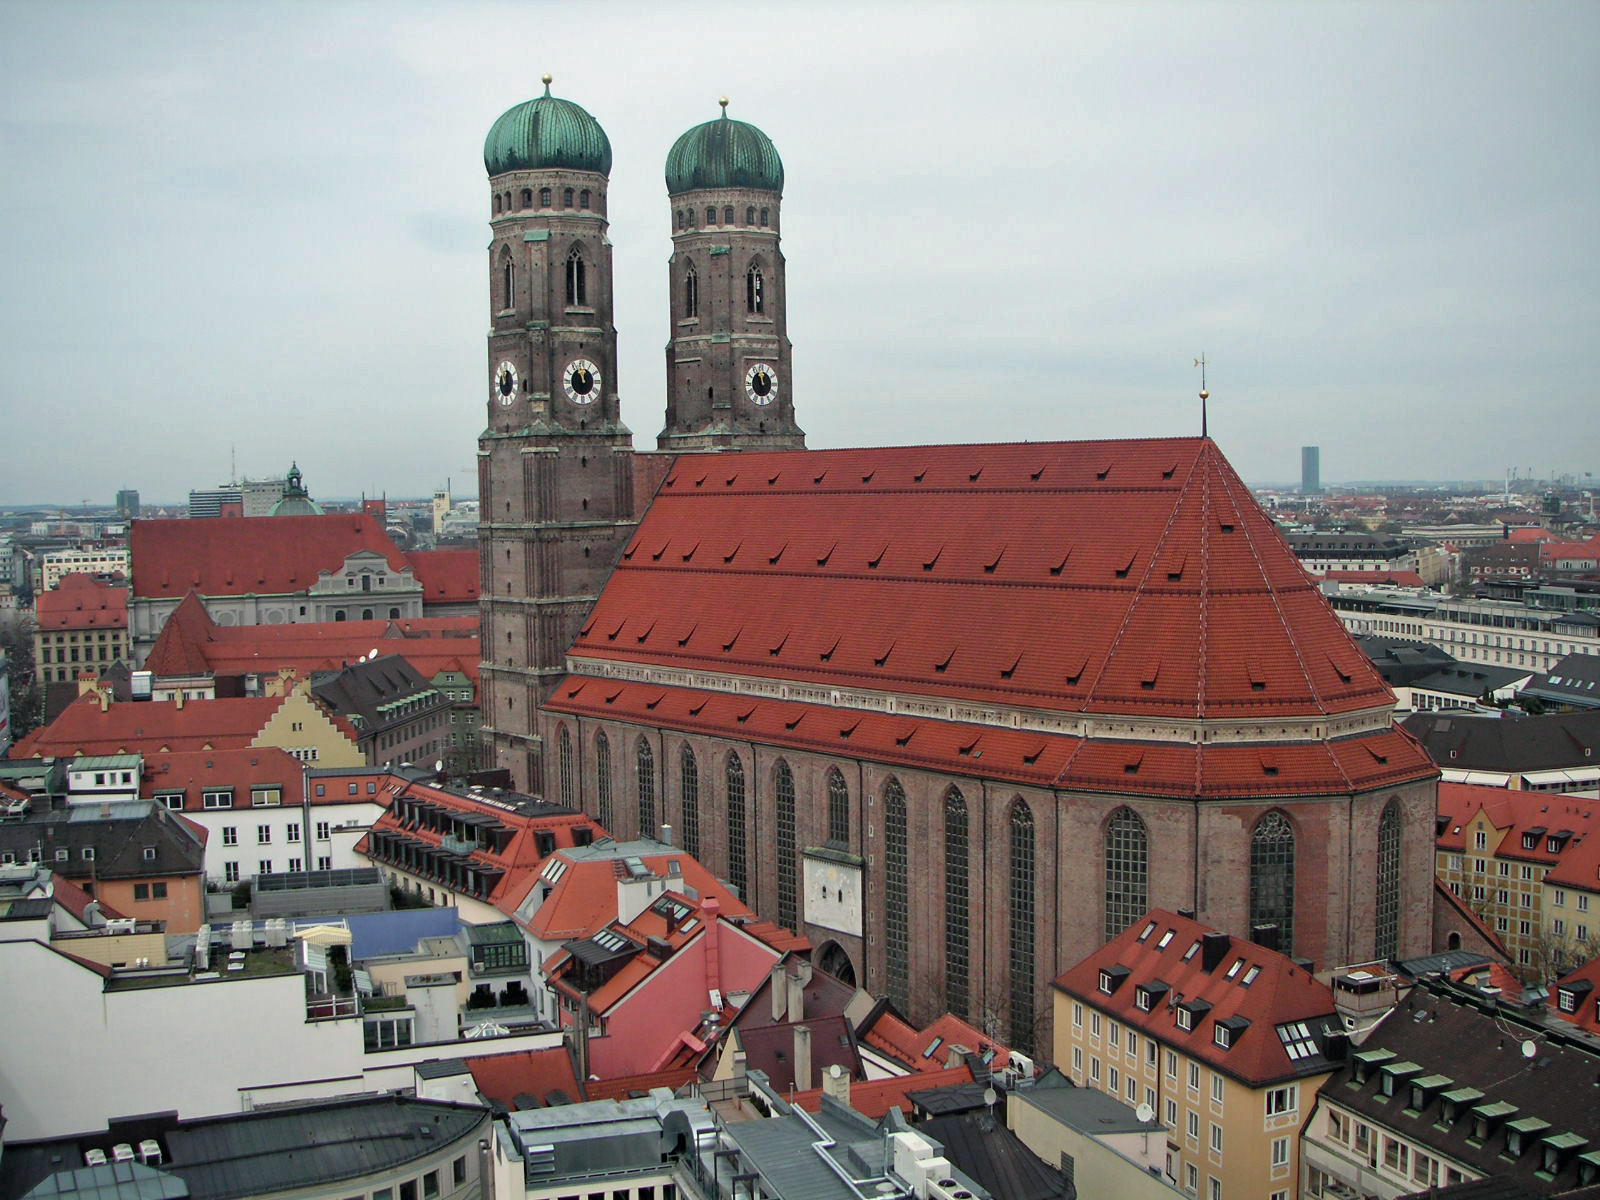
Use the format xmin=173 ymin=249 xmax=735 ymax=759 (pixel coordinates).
xmin=493 ymin=361 xmax=519 ymax=406
xmin=563 ymin=358 xmax=601 ymax=405
xmin=745 ymin=363 xmax=778 ymax=406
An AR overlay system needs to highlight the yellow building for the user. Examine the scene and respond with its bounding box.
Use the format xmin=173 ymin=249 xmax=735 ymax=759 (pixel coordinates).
xmin=1054 ymin=909 xmax=1341 ymax=1200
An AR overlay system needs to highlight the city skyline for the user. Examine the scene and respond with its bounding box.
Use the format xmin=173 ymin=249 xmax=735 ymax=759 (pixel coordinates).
xmin=2 ymin=1 xmax=1595 ymax=504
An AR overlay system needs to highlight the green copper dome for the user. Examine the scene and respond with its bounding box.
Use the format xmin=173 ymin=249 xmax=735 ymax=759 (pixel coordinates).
xmin=484 ymin=77 xmax=612 ymax=177
xmin=665 ymin=100 xmax=783 ymax=196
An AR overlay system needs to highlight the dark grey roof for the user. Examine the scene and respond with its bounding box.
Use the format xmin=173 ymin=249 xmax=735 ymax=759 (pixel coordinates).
xmin=1521 ymin=652 xmax=1600 ymax=710
xmin=412 ymin=1058 xmax=471 ymax=1079
xmin=1408 ymin=664 xmax=1531 ymax=697
xmin=1392 ymin=950 xmax=1493 ymax=979
xmin=1402 ymin=709 xmax=1600 ymax=772
xmin=1321 ymin=981 xmax=1600 ymax=1195
xmin=0 ymin=802 xmax=204 ymax=881
xmin=309 ymin=655 xmax=449 ymax=739
xmin=1355 ymin=635 xmax=1457 ymax=687
xmin=1397 ymin=1176 xmax=1551 ymax=1200
xmin=1011 ymin=1073 xmax=1164 ymax=1136
xmin=22 ymin=1162 xmax=188 ymax=1200
xmin=920 ymin=1112 xmax=1071 ymax=1200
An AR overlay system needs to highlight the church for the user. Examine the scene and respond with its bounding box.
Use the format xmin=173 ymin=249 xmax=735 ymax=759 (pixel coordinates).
xmin=475 ymin=80 xmax=1439 ymax=1054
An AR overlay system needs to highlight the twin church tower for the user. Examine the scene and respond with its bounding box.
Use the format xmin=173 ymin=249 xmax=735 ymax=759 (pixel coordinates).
xmin=478 ymin=78 xmax=803 ymax=783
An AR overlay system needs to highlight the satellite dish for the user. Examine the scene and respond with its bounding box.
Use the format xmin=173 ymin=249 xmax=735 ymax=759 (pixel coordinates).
xmin=982 ymin=1087 xmax=997 ymax=1108
xmin=829 ymin=1064 xmax=844 ymax=1080
xmin=1522 ymin=1039 xmax=1537 ymax=1059
xmin=369 ymin=647 xmax=379 ymax=661
xmin=1136 ymin=1102 xmax=1155 ymax=1123
xmin=434 ymin=760 xmax=444 ymax=773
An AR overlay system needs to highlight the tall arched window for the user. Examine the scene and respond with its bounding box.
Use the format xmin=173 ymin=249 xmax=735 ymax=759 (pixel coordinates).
xmin=493 ymin=194 xmax=501 ymax=215
xmin=500 ymin=255 xmax=514 ymax=310
xmin=563 ymin=187 xmax=574 ymax=207
xmin=1250 ymin=811 xmax=1297 ymax=954
xmin=680 ymin=746 xmax=700 ymax=857
xmin=1104 ymin=808 xmax=1149 ymax=942
xmin=676 ymin=209 xmax=685 ymax=230
xmin=723 ymin=205 xmax=734 ymax=225
xmin=539 ymin=187 xmax=551 ymax=207
xmin=565 ymin=249 xmax=586 ymax=306
xmin=579 ymin=189 xmax=591 ymax=209
xmin=726 ymin=753 xmax=747 ymax=899
xmin=705 ymin=206 xmax=716 ymax=226
xmin=745 ymin=206 xmax=755 ymax=225
xmin=944 ymin=787 xmax=970 ymax=1020
xmin=1375 ymin=800 xmax=1402 ymax=958
xmin=558 ymin=726 xmax=573 ymax=804
xmin=636 ymin=738 xmax=655 ymax=835
xmin=775 ymin=761 xmax=797 ymax=931
xmin=1009 ymin=798 xmax=1036 ymax=1054
xmin=884 ymin=779 xmax=909 ymax=1011
xmin=759 ymin=207 xmax=769 ymax=226
xmin=519 ymin=188 xmax=532 ymax=208
xmin=595 ymin=731 xmax=613 ymax=832
xmin=746 ymin=264 xmax=764 ymax=314
xmin=826 ymin=768 xmax=849 ymax=846
xmin=683 ymin=266 xmax=698 ymax=319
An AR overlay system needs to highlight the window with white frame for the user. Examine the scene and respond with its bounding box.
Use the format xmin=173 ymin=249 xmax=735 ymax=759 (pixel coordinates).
xmin=1271 ymin=1137 xmax=1290 ymax=1168
xmin=1210 ymin=1124 xmax=1222 ymax=1154
xmin=257 ymin=825 xmax=271 ymax=844
xmin=1266 ymin=1084 xmax=1297 ymax=1116
xmin=202 ymin=789 xmax=233 ymax=810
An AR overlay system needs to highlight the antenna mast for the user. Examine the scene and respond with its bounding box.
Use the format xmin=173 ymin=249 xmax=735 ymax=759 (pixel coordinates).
xmin=1193 ymin=354 xmax=1210 ymax=437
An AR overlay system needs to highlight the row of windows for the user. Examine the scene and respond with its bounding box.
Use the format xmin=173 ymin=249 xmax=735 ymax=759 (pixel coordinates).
xmin=678 ymin=263 xmax=766 ymax=318
xmin=221 ymin=856 xmax=329 ymax=882
xmin=675 ymin=205 xmax=770 ymax=230
xmin=497 ymin=248 xmax=590 ymax=310
xmin=494 ymin=186 xmax=592 ymax=215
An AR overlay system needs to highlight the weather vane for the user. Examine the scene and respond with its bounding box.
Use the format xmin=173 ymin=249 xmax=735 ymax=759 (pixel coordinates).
xmin=1194 ymin=353 xmax=1210 ymax=438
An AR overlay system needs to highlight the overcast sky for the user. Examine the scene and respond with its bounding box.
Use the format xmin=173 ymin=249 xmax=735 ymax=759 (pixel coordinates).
xmin=2 ymin=1 xmax=1595 ymax=506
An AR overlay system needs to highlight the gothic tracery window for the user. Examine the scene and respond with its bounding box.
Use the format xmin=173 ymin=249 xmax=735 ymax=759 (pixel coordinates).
xmin=595 ymin=731 xmax=613 ymax=831
xmin=1009 ymin=798 xmax=1036 ymax=1054
xmin=727 ymin=753 xmax=747 ymax=899
xmin=944 ymin=787 xmax=970 ymax=1020
xmin=826 ymin=768 xmax=849 ymax=846
xmin=775 ymin=760 xmax=798 ymax=931
xmin=636 ymin=737 xmax=655 ymax=835
xmin=557 ymin=725 xmax=573 ymax=804
xmin=680 ymin=746 xmax=700 ymax=857
xmin=566 ymin=248 xmax=586 ymax=306
xmin=1250 ymin=811 xmax=1297 ymax=953
xmin=1375 ymin=800 xmax=1402 ymax=958
xmin=746 ymin=264 xmax=764 ymax=314
xmin=1104 ymin=807 xmax=1149 ymax=942
xmin=884 ymin=778 xmax=909 ymax=1011
xmin=683 ymin=266 xmax=698 ymax=319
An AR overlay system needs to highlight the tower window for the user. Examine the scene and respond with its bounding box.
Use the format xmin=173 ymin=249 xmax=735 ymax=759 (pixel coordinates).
xmin=759 ymin=207 xmax=769 ymax=226
xmin=539 ymin=187 xmax=551 ymax=207
xmin=493 ymin=194 xmax=502 ymax=215
xmin=501 ymin=257 xmax=514 ymax=309
xmin=683 ymin=266 xmax=698 ymax=318
xmin=705 ymin=206 xmax=716 ymax=226
xmin=746 ymin=264 xmax=764 ymax=314
xmin=723 ymin=205 xmax=734 ymax=225
xmin=520 ymin=188 xmax=532 ymax=208
xmin=580 ymin=189 xmax=591 ymax=210
xmin=746 ymin=206 xmax=755 ymax=225
xmin=563 ymin=188 xmax=574 ymax=207
xmin=687 ymin=208 xmax=696 ymax=229
xmin=504 ymin=192 xmax=511 ymax=211
xmin=566 ymin=249 xmax=587 ymax=306
xmin=676 ymin=209 xmax=686 ymax=231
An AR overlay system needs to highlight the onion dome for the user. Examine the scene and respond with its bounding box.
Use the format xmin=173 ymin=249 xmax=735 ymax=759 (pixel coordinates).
xmin=665 ymin=98 xmax=783 ymax=196
xmin=484 ymin=75 xmax=612 ymax=177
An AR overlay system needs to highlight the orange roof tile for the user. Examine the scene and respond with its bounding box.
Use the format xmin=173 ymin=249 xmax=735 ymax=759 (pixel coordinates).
xmin=1551 ymin=957 xmax=1600 ymax=1035
xmin=567 ymin=439 xmax=1395 ymax=722
xmin=35 ymin=575 xmax=129 ymax=630
xmin=12 ymin=694 xmax=293 ymax=758
xmin=464 ymin=1047 xmax=584 ymax=1108
xmin=404 ymin=549 xmax=480 ymax=603
xmin=139 ymin=747 xmax=306 ymax=810
xmin=131 ymin=513 xmax=407 ymax=600
xmin=790 ymin=1064 xmax=976 ymax=1118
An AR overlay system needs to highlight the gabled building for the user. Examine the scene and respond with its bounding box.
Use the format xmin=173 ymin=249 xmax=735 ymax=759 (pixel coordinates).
xmin=1301 ymin=979 xmax=1600 ymax=1198
xmin=1520 ymin=651 xmax=1600 ymax=712
xmin=310 ymin=654 xmax=453 ymax=767
xmin=1405 ymin=709 xmax=1600 ymax=792
xmin=1054 ymin=908 xmax=1345 ymax=1200
xmin=33 ymin=574 xmax=129 ymax=687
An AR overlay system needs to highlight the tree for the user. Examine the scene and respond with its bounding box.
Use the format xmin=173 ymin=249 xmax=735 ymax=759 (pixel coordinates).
xmin=0 ymin=611 xmax=43 ymax=743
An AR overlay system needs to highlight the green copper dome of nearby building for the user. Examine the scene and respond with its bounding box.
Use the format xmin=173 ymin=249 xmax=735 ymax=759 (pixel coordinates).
xmin=484 ymin=76 xmax=612 ymax=177
xmin=665 ymin=100 xmax=783 ymax=196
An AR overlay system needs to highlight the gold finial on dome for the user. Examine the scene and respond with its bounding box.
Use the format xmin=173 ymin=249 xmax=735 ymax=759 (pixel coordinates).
xmin=719 ymin=96 xmax=730 ymax=114
xmin=541 ymin=73 xmax=553 ymax=95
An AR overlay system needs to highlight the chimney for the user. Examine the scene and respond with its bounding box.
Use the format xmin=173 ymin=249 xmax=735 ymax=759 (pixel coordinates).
xmin=770 ymin=962 xmax=788 ymax=1021
xmin=1251 ymin=923 xmax=1281 ymax=952
xmin=703 ymin=896 xmax=722 ymax=998
xmin=792 ymin=1024 xmax=812 ymax=1092
xmin=659 ymin=823 xmax=673 ymax=847
xmin=1201 ymin=931 xmax=1231 ymax=973
xmin=822 ymin=1062 xmax=851 ymax=1107
xmin=786 ymin=968 xmax=805 ymax=1023
xmin=173 ymin=690 xmax=184 ymax=710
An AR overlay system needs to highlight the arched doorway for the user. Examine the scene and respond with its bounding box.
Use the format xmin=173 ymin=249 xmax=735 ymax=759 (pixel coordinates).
xmin=816 ymin=941 xmax=857 ymax=988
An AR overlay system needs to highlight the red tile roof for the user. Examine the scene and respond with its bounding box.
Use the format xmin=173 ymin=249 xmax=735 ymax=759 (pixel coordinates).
xmin=52 ymin=874 xmax=124 ymax=922
xmin=1321 ymin=569 xmax=1427 ymax=588
xmin=516 ymin=846 xmax=755 ymax=942
xmin=566 ymin=439 xmax=1394 ymax=721
xmin=12 ymin=694 xmax=293 ymax=758
xmin=583 ymin=1066 xmax=698 ymax=1101
xmin=1551 ymin=957 xmax=1600 ymax=1035
xmin=139 ymin=747 xmax=306 ymax=810
xmin=548 ymin=677 xmax=1434 ymax=799
xmin=790 ymin=1064 xmax=977 ymax=1118
xmin=35 ymin=575 xmax=129 ymax=630
xmin=143 ymin=593 xmax=214 ymax=676
xmin=1435 ymin=783 xmax=1600 ymax=875
xmin=463 ymin=1046 xmax=584 ymax=1108
xmin=404 ymin=549 xmax=480 ymax=604
xmin=860 ymin=1009 xmax=1010 ymax=1074
xmin=1053 ymin=907 xmax=1339 ymax=1086
xmin=131 ymin=514 xmax=406 ymax=600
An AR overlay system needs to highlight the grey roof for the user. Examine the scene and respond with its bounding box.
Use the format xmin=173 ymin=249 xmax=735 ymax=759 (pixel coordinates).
xmin=412 ymin=1058 xmax=471 ymax=1079
xmin=1408 ymin=663 xmax=1531 ymax=698
xmin=1012 ymin=1073 xmax=1164 ymax=1136
xmin=1393 ymin=950 xmax=1493 ymax=979
xmin=0 ymin=801 xmax=204 ymax=881
xmin=1402 ymin=709 xmax=1600 ymax=772
xmin=1521 ymin=651 xmax=1600 ymax=710
xmin=22 ymin=1162 xmax=189 ymax=1200
xmin=309 ymin=655 xmax=449 ymax=739
xmin=920 ymin=1112 xmax=1071 ymax=1200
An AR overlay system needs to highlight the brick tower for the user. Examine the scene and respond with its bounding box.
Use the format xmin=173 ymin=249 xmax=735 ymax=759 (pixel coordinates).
xmin=477 ymin=76 xmax=637 ymax=788
xmin=660 ymin=99 xmax=804 ymax=452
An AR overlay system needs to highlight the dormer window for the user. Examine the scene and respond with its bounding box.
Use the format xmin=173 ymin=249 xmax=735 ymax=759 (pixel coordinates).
xmin=1214 ymin=1024 xmax=1230 ymax=1047
xmin=1135 ymin=981 xmax=1168 ymax=1012
xmin=1214 ymin=1017 xmax=1249 ymax=1049
xmin=1524 ymin=833 xmax=1538 ymax=849
xmin=1099 ymin=965 xmax=1131 ymax=995
xmin=1176 ymin=1007 xmax=1193 ymax=1031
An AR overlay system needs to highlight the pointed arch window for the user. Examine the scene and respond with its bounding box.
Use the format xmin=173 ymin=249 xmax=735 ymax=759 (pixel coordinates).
xmin=1009 ymin=798 xmax=1036 ymax=1054
xmin=595 ymin=731 xmax=613 ymax=832
xmin=683 ymin=266 xmax=698 ymax=319
xmin=727 ymin=753 xmax=748 ymax=899
xmin=539 ymin=187 xmax=551 ymax=207
xmin=636 ymin=737 xmax=655 ymax=835
xmin=884 ymin=778 xmax=909 ymax=1011
xmin=746 ymin=264 xmax=764 ymax=314
xmin=680 ymin=745 xmax=700 ymax=857
xmin=500 ymin=254 xmax=514 ymax=310
xmin=558 ymin=725 xmax=573 ymax=805
xmin=1375 ymin=800 xmax=1402 ymax=958
xmin=1105 ymin=807 xmax=1149 ymax=942
xmin=826 ymin=768 xmax=849 ymax=846
xmin=775 ymin=760 xmax=797 ymax=931
xmin=945 ymin=787 xmax=970 ymax=1020
xmin=566 ymin=248 xmax=587 ymax=306
xmin=1250 ymin=811 xmax=1297 ymax=954
xmin=759 ymin=207 xmax=769 ymax=227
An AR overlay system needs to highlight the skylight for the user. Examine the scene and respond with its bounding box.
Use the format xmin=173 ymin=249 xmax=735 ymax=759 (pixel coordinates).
xmin=1277 ymin=1021 xmax=1320 ymax=1061
xmin=1157 ymin=930 xmax=1175 ymax=949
